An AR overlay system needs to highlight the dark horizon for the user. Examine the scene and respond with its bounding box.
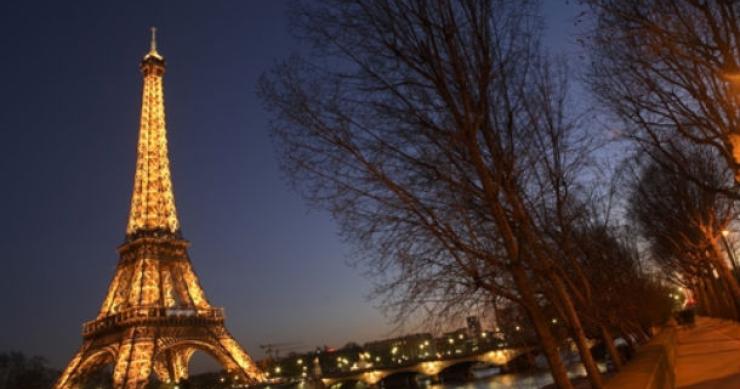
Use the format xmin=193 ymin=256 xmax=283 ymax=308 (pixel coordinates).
xmin=0 ymin=0 xmax=583 ymax=372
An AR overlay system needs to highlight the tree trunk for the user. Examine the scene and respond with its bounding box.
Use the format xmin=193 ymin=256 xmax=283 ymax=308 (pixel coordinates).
xmin=710 ymin=244 xmax=740 ymax=319
xmin=713 ymin=274 xmax=737 ymax=320
xmin=715 ymin=261 xmax=740 ymax=320
xmin=702 ymin=276 xmax=721 ymax=317
xmin=704 ymin=272 xmax=724 ymax=317
xmin=548 ymin=273 xmax=604 ymax=389
xmin=600 ymin=325 xmax=622 ymax=371
xmin=620 ymin=327 xmax=636 ymax=353
xmin=628 ymin=323 xmax=649 ymax=344
xmin=510 ymin=265 xmax=574 ymax=389
xmin=693 ymin=278 xmax=709 ymax=316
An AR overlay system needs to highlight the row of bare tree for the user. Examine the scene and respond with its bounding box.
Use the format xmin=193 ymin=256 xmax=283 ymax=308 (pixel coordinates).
xmin=588 ymin=0 xmax=740 ymax=322
xmin=258 ymin=1 xmax=740 ymax=388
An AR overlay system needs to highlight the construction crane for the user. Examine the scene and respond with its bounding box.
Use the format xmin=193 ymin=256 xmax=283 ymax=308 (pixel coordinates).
xmin=259 ymin=342 xmax=305 ymax=360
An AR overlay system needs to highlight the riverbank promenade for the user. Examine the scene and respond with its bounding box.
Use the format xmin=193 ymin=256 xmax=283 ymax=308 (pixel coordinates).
xmin=676 ymin=317 xmax=740 ymax=388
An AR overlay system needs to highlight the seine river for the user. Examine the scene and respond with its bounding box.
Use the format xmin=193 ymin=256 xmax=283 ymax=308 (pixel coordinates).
xmin=429 ymin=369 xmax=563 ymax=389
xmin=278 ymin=363 xmax=600 ymax=389
xmin=427 ymin=363 xmax=600 ymax=389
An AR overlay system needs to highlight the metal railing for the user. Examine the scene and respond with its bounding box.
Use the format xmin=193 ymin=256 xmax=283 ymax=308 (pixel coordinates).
xmin=82 ymin=306 xmax=224 ymax=336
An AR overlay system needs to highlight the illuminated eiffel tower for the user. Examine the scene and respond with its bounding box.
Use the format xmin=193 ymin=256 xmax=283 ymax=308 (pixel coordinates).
xmin=54 ymin=28 xmax=265 ymax=389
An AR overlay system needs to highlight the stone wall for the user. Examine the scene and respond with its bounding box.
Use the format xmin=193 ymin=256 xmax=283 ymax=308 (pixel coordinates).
xmin=605 ymin=325 xmax=677 ymax=389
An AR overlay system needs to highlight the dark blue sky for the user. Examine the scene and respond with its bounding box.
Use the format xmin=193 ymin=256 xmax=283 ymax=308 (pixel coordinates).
xmin=0 ymin=0 xmax=584 ymax=371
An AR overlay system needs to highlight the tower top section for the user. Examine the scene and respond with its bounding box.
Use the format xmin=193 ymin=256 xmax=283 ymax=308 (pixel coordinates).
xmin=141 ymin=27 xmax=165 ymax=75
xmin=126 ymin=28 xmax=180 ymax=239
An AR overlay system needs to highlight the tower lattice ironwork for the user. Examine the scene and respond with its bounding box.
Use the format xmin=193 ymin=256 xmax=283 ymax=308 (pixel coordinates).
xmin=54 ymin=28 xmax=265 ymax=389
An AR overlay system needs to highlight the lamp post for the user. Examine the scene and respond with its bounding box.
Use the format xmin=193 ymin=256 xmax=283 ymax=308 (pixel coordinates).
xmin=720 ymin=229 xmax=739 ymax=274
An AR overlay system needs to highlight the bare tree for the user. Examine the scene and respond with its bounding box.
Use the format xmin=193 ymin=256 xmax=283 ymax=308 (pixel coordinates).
xmin=628 ymin=145 xmax=740 ymax=319
xmin=586 ymin=0 xmax=740 ymax=190
xmin=259 ymin=1 xmax=669 ymax=386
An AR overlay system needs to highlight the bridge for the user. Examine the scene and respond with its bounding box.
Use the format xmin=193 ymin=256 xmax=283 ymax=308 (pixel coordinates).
xmin=259 ymin=318 xmax=540 ymax=387
xmin=318 ymin=346 xmax=534 ymax=386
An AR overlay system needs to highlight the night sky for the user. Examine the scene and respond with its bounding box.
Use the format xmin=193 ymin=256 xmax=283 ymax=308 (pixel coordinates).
xmin=0 ymin=1 xmax=583 ymax=371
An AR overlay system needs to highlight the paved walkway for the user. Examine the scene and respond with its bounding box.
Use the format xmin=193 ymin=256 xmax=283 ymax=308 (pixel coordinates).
xmin=676 ymin=317 xmax=740 ymax=388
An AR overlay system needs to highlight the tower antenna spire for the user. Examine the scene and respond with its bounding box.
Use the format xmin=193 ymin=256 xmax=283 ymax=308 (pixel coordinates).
xmin=150 ymin=26 xmax=158 ymax=53
xmin=143 ymin=26 xmax=163 ymax=62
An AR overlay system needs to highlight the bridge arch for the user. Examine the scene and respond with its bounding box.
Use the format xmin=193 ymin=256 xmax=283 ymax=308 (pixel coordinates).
xmin=326 ymin=378 xmax=367 ymax=389
xmin=436 ymin=360 xmax=479 ymax=382
xmin=378 ymin=370 xmax=427 ymax=388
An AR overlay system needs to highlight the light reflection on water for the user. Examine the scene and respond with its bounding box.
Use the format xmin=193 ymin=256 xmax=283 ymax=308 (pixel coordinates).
xmin=428 ymin=370 xmax=554 ymax=389
xmin=427 ymin=363 xmax=599 ymax=389
xmin=299 ymin=363 xmax=602 ymax=389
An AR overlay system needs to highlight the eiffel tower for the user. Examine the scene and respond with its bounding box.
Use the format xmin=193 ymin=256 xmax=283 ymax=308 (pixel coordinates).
xmin=54 ymin=28 xmax=265 ymax=389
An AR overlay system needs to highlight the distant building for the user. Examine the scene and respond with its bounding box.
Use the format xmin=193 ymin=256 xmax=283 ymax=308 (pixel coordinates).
xmin=318 ymin=342 xmax=364 ymax=375
xmin=364 ymin=333 xmax=436 ymax=366
xmin=438 ymin=328 xmax=470 ymax=357
xmin=467 ymin=316 xmax=483 ymax=336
